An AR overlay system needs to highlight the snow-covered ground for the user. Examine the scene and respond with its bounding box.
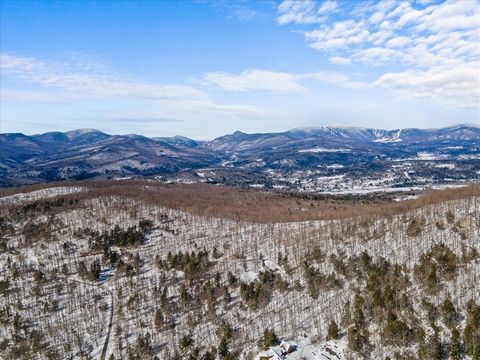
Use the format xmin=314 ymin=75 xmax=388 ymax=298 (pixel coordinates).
xmin=255 ymin=338 xmax=347 ymax=360
xmin=298 ymin=148 xmax=351 ymax=153
xmin=1 ymin=187 xmax=479 ymax=359
xmin=0 ymin=186 xmax=87 ymax=204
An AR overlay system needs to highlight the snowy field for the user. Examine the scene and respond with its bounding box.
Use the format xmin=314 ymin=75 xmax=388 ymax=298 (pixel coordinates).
xmin=0 ymin=186 xmax=87 ymax=204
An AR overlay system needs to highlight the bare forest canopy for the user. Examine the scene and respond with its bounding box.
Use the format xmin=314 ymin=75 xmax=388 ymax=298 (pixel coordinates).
xmin=1 ymin=180 xmax=478 ymax=223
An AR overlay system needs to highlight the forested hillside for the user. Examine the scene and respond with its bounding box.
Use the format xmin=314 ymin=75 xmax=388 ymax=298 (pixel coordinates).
xmin=0 ymin=183 xmax=479 ymax=359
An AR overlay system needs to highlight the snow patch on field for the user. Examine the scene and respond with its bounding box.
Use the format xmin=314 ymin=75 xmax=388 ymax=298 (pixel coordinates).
xmin=393 ymin=194 xmax=419 ymax=202
xmin=298 ymin=339 xmax=347 ymax=360
xmin=240 ymin=271 xmax=258 ymax=283
xmin=298 ymin=148 xmax=351 ymax=153
xmin=434 ymin=163 xmax=455 ymax=169
xmin=374 ymin=135 xmax=402 ymax=143
xmin=22 ymin=249 xmax=40 ymax=270
xmin=431 ymin=184 xmax=468 ymax=190
xmin=416 ymin=152 xmax=437 ymax=160
xmin=317 ymin=175 xmax=345 ymax=181
xmin=0 ymin=186 xmax=87 ymax=204
xmin=326 ymin=164 xmax=344 ymax=169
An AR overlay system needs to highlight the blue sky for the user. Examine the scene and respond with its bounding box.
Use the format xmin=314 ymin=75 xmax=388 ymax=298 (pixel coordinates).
xmin=1 ymin=0 xmax=479 ymax=139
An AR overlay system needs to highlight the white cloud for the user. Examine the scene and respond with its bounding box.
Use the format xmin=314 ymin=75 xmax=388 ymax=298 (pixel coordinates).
xmin=385 ymin=2 xmax=411 ymax=20
xmin=0 ymin=53 xmax=204 ymax=100
xmin=277 ymin=0 xmax=321 ymax=25
xmin=277 ymin=0 xmax=337 ymax=25
xmin=301 ymin=71 xmax=370 ymax=89
xmin=385 ymin=36 xmax=412 ymax=48
xmin=329 ymin=56 xmax=351 ymax=65
xmin=355 ymin=47 xmax=409 ymax=65
xmin=203 ymin=69 xmax=369 ymax=92
xmin=379 ymin=20 xmax=395 ymax=31
xmin=370 ymin=29 xmax=394 ymax=45
xmin=0 ymin=89 xmax=71 ymax=103
xmin=396 ymin=6 xmax=423 ymax=27
xmin=305 ymin=19 xmax=371 ymax=49
xmin=202 ymin=69 xmax=306 ymax=92
xmin=0 ymin=53 xmax=282 ymax=122
xmin=301 ymin=0 xmax=479 ymax=66
xmin=374 ymin=64 xmax=480 ymax=108
xmin=375 ymin=1 xmax=400 ymax=14
xmin=368 ymin=12 xmax=385 ymax=25
xmin=317 ymin=0 xmax=337 ymax=14
xmin=277 ymin=0 xmax=480 ymax=108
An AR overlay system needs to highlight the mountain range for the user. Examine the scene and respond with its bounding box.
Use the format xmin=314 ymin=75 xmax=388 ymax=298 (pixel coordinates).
xmin=1 ymin=124 xmax=479 ymax=190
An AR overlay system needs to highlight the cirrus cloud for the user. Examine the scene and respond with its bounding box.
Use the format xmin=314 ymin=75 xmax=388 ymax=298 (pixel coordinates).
xmin=0 ymin=53 xmax=205 ymax=100
xmin=0 ymin=53 xmax=283 ymax=122
xmin=202 ymin=69 xmax=306 ymax=92
xmin=202 ymin=69 xmax=370 ymax=93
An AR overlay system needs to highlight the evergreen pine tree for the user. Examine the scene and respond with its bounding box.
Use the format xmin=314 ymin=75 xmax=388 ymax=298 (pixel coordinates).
xmin=449 ymin=328 xmax=462 ymax=360
xmin=327 ymin=319 xmax=340 ymax=340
